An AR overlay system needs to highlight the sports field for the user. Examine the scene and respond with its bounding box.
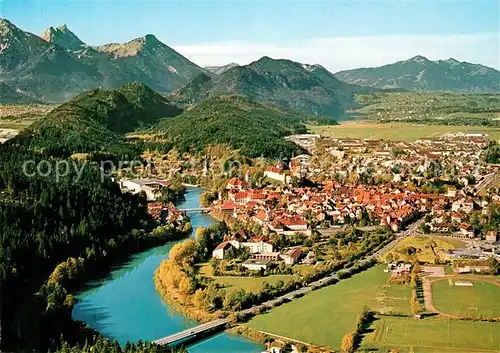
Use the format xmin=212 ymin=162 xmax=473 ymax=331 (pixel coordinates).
xmin=247 ymin=264 xmax=394 ymax=349
xmin=431 ymin=278 xmax=500 ymax=318
xmin=309 ymin=122 xmax=500 ymax=142
xmin=362 ymin=316 xmax=500 ymax=352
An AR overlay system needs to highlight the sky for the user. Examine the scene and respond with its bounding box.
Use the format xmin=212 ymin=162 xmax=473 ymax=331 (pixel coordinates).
xmin=3 ymin=0 xmax=500 ymax=72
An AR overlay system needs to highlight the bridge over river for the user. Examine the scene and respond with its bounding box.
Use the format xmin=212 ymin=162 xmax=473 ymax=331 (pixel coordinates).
xmin=178 ymin=207 xmax=210 ymax=213
xmin=154 ymin=318 xmax=230 ymax=346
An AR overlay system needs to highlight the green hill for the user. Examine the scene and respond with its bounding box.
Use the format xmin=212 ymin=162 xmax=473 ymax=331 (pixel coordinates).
xmin=335 ymin=55 xmax=500 ymax=92
xmin=154 ymin=94 xmax=308 ymax=158
xmin=11 ymin=82 xmax=182 ymax=157
xmin=172 ymin=57 xmax=379 ymax=119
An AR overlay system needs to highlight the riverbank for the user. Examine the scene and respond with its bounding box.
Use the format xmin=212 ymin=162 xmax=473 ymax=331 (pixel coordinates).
xmin=154 ymin=267 xmax=223 ymax=323
xmin=72 ymin=187 xmax=264 ymax=352
xmin=39 ymin=222 xmax=194 ymax=350
xmin=229 ymin=326 xmax=331 ymax=353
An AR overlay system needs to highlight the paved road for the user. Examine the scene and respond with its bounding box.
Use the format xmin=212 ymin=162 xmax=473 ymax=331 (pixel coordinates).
xmin=239 ymin=218 xmax=423 ymax=316
xmin=154 ymin=318 xmax=230 ymax=345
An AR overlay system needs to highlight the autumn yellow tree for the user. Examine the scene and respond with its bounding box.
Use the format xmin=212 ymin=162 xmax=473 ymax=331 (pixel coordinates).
xmin=340 ymin=332 xmax=356 ymax=353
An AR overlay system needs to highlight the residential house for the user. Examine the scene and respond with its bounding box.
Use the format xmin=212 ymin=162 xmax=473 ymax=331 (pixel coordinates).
xmin=460 ymin=223 xmax=475 ymax=238
xmin=242 ymin=258 xmax=271 ymax=271
xmin=264 ymin=163 xmax=290 ymax=184
xmin=486 ymin=231 xmax=498 ymax=243
xmin=226 ymin=178 xmax=248 ymax=190
xmin=281 ymin=248 xmax=302 ymax=265
xmin=212 ymin=241 xmax=238 ymax=260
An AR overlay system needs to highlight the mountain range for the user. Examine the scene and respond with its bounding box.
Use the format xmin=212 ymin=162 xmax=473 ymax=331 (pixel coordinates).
xmin=0 ymin=19 xmax=205 ymax=103
xmin=1 ymin=18 xmax=499 ymax=108
xmin=335 ymin=55 xmax=500 ymax=92
xmin=205 ymin=63 xmax=239 ymax=75
xmin=10 ymin=81 xmax=309 ymax=158
xmin=172 ymin=57 xmax=379 ymax=118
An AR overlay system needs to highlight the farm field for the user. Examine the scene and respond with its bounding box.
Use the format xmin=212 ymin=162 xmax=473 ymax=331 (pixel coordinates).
xmin=380 ymin=236 xmax=465 ymax=263
xmin=352 ymin=92 xmax=500 ymax=128
xmin=309 ymin=122 xmax=500 ymax=142
xmin=212 ymin=275 xmax=296 ymax=293
xmin=247 ymin=264 xmax=396 ymax=349
xmin=431 ymin=278 xmax=500 ymax=318
xmin=362 ymin=316 xmax=500 ymax=352
xmin=197 ymin=263 xmax=296 ymax=293
xmin=0 ymin=104 xmax=53 ymax=130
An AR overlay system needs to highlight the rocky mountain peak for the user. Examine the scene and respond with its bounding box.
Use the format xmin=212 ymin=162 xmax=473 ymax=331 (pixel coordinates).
xmin=0 ymin=18 xmax=22 ymax=36
xmin=444 ymin=58 xmax=460 ymax=65
xmin=0 ymin=18 xmax=16 ymax=30
xmin=41 ymin=24 xmax=85 ymax=51
xmin=409 ymin=55 xmax=430 ymax=64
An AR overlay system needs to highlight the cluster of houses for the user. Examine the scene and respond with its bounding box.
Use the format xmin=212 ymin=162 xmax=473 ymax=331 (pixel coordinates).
xmin=147 ymin=201 xmax=187 ymax=224
xmin=285 ymin=133 xmax=494 ymax=189
xmin=425 ymin=195 xmax=499 ymax=240
xmin=220 ymin=130 xmax=498 ymax=234
xmin=212 ymin=229 xmax=312 ymax=271
xmin=216 ymin=178 xmax=459 ymax=234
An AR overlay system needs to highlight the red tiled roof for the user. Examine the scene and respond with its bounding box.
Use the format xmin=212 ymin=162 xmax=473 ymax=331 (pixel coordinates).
xmin=266 ymin=167 xmax=282 ymax=173
xmin=215 ymin=241 xmax=232 ymax=250
xmin=221 ymin=200 xmax=237 ymax=210
xmin=287 ymin=248 xmax=302 ymax=259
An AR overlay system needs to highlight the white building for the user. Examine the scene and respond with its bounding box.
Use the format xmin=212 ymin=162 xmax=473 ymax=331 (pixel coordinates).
xmin=120 ymin=179 xmax=169 ymax=201
xmin=264 ymin=167 xmax=290 ymax=184
xmin=242 ymin=258 xmax=271 ymax=271
xmin=212 ymin=242 xmax=237 ymax=260
xmin=240 ymin=238 xmax=273 ymax=254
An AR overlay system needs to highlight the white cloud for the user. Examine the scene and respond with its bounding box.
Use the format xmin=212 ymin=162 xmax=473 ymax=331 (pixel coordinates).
xmin=172 ymin=33 xmax=500 ymax=72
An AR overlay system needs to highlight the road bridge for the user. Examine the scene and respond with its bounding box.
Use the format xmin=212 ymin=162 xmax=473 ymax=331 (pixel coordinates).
xmin=178 ymin=207 xmax=210 ymax=213
xmin=154 ymin=318 xmax=230 ymax=346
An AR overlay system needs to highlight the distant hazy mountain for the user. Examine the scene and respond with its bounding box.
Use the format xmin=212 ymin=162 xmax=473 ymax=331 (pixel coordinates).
xmin=0 ymin=19 xmax=206 ymax=102
xmin=335 ymin=56 xmax=500 ymax=92
xmin=205 ymin=63 xmax=239 ymax=75
xmin=173 ymin=56 xmax=379 ymax=118
xmin=0 ymin=82 xmax=42 ymax=104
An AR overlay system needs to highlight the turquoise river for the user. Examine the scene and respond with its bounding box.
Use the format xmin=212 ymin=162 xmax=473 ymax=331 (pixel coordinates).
xmin=72 ymin=187 xmax=264 ymax=352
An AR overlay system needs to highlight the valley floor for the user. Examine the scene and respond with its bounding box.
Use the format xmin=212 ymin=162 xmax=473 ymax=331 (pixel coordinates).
xmin=309 ymin=122 xmax=500 ymax=142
